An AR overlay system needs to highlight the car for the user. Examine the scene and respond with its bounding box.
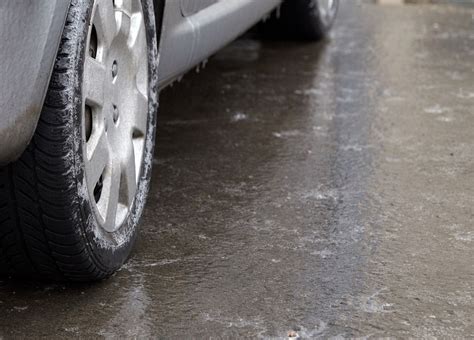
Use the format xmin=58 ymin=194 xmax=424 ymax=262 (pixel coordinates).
xmin=0 ymin=0 xmax=339 ymax=281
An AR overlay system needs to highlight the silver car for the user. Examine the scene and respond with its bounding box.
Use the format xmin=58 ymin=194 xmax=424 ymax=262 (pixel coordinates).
xmin=0 ymin=0 xmax=338 ymax=281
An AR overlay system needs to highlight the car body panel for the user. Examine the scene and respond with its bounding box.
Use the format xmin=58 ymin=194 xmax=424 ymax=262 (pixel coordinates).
xmin=157 ymin=0 xmax=281 ymax=88
xmin=0 ymin=0 xmax=282 ymax=164
xmin=180 ymin=0 xmax=218 ymax=17
xmin=0 ymin=0 xmax=70 ymax=165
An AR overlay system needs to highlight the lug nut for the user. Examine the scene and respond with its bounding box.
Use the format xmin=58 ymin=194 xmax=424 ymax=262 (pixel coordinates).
xmin=113 ymin=104 xmax=119 ymax=124
xmin=112 ymin=60 xmax=118 ymax=78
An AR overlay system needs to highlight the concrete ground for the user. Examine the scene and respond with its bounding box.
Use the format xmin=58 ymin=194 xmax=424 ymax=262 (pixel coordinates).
xmin=1 ymin=1 xmax=473 ymax=338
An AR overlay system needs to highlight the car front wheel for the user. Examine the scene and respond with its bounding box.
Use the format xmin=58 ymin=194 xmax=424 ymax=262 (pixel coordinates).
xmin=0 ymin=0 xmax=159 ymax=281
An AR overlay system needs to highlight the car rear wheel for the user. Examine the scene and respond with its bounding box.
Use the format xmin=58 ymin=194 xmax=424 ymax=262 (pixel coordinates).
xmin=262 ymin=0 xmax=339 ymax=41
xmin=0 ymin=0 xmax=159 ymax=281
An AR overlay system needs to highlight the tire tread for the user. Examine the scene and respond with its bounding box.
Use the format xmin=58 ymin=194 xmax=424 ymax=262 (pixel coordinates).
xmin=0 ymin=0 xmax=109 ymax=281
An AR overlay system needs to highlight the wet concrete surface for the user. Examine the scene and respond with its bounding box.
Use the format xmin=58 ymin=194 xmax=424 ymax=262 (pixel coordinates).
xmin=1 ymin=1 xmax=473 ymax=338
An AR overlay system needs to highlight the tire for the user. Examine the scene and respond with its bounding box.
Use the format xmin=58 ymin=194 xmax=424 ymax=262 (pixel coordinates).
xmin=0 ymin=0 xmax=160 ymax=281
xmin=262 ymin=0 xmax=339 ymax=41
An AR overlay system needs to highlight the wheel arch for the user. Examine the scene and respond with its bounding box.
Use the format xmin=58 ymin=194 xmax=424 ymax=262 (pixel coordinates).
xmin=0 ymin=1 xmax=71 ymax=165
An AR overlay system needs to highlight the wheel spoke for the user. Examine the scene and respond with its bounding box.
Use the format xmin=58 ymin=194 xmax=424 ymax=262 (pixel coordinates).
xmin=83 ymin=56 xmax=106 ymax=106
xmin=318 ymin=0 xmax=328 ymax=17
xmin=132 ymin=91 xmax=148 ymax=135
xmin=85 ymin=128 xmax=109 ymax=190
xmin=132 ymin=15 xmax=148 ymax=95
xmin=92 ymin=0 xmax=117 ymax=49
xmin=114 ymin=0 xmax=135 ymax=13
xmin=317 ymin=0 xmax=336 ymax=22
xmin=129 ymin=13 xmax=146 ymax=55
xmin=123 ymin=140 xmax=137 ymax=206
xmin=103 ymin=158 xmax=121 ymax=231
xmin=115 ymin=11 xmax=131 ymax=39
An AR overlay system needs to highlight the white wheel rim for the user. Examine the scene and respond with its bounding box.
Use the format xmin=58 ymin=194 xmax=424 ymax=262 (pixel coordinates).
xmin=82 ymin=0 xmax=148 ymax=233
xmin=316 ymin=0 xmax=337 ymax=26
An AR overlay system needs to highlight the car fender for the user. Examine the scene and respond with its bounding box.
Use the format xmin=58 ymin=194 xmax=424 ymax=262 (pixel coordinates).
xmin=0 ymin=1 xmax=70 ymax=165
